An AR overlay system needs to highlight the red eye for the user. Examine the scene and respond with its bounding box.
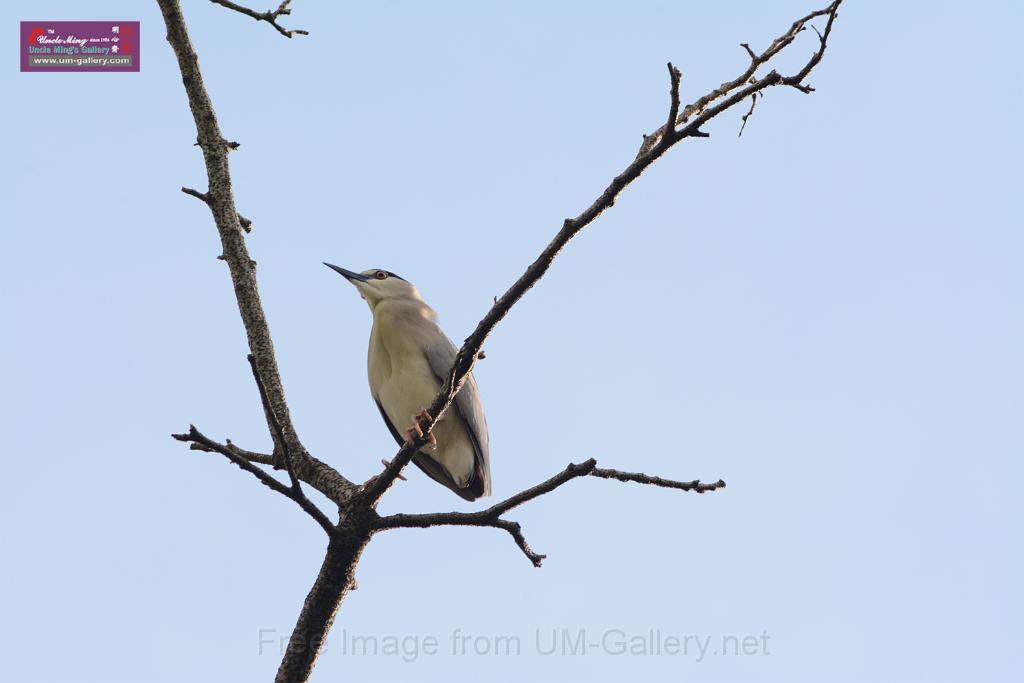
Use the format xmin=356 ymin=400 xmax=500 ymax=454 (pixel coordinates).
xmin=375 ymin=270 xmax=387 ymax=280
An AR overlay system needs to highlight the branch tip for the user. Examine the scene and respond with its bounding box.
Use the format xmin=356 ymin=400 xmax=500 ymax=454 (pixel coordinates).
xmin=665 ymin=61 xmax=682 ymax=136
xmin=208 ymin=0 xmax=309 ymax=38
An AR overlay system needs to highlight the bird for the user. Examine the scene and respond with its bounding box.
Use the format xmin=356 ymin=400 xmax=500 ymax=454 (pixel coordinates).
xmin=324 ymin=263 xmax=491 ymax=501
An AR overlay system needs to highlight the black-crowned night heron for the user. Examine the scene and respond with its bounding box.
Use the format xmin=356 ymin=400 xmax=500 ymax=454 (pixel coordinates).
xmin=325 ymin=264 xmax=491 ymax=501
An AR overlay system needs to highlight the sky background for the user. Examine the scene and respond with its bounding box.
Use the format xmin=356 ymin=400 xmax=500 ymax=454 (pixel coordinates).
xmin=2 ymin=1 xmax=1021 ymax=681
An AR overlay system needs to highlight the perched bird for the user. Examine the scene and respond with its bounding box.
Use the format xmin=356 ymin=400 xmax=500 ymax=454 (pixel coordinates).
xmin=325 ymin=264 xmax=491 ymax=500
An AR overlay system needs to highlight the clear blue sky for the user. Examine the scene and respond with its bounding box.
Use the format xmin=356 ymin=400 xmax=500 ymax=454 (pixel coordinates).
xmin=3 ymin=1 xmax=1021 ymax=681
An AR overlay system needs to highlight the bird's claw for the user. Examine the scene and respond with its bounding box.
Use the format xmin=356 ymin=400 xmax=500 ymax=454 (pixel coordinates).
xmin=404 ymin=410 xmax=437 ymax=449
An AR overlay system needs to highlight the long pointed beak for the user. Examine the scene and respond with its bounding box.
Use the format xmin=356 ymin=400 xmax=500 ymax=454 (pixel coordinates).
xmin=323 ymin=262 xmax=369 ymax=282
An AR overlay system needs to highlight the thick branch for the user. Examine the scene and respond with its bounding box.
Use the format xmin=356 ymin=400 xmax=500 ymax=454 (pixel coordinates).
xmin=376 ymin=459 xmax=725 ymax=566
xmin=158 ymin=0 xmax=356 ymax=505
xmin=209 ymin=0 xmax=309 ymax=38
xmin=363 ymin=0 xmax=841 ymax=505
xmin=275 ymin=525 xmax=372 ymax=683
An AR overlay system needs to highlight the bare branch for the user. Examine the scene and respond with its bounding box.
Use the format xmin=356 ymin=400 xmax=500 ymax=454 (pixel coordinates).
xmin=182 ymin=186 xmax=252 ymax=232
xmin=173 ymin=425 xmax=336 ymax=535
xmin=495 ymin=520 xmax=547 ymax=567
xmin=590 ymin=467 xmax=726 ymax=493
xmin=225 ymin=440 xmax=275 ymax=465
xmin=363 ymin=0 xmax=842 ymax=505
xmin=639 ymin=0 xmax=842 ymax=156
xmin=738 ymin=92 xmax=759 ymax=137
xmin=376 ymin=459 xmax=725 ymax=567
xmin=665 ymin=62 xmax=682 ymax=134
xmin=180 ymin=436 xmax=274 ymax=466
xmin=209 ymin=0 xmax=309 ymax=38
xmin=158 ymin=0 xmax=357 ymax=508
xmin=780 ymin=9 xmax=840 ymax=91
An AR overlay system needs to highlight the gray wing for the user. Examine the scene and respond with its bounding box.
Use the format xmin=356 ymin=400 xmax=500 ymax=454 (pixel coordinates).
xmin=423 ymin=331 xmax=491 ymax=497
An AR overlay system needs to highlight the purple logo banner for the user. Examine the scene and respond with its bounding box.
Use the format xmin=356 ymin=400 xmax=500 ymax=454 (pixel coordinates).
xmin=21 ymin=21 xmax=139 ymax=72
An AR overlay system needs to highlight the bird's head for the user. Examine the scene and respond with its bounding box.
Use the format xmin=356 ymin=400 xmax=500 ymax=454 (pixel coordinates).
xmin=323 ymin=263 xmax=421 ymax=310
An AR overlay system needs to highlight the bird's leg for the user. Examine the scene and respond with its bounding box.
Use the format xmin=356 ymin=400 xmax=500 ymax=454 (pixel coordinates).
xmin=359 ymin=458 xmax=407 ymax=491
xmin=404 ymin=409 xmax=437 ymax=449
xmin=380 ymin=459 xmax=407 ymax=481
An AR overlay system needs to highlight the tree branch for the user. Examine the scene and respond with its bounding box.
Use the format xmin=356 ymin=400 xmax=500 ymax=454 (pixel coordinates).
xmin=209 ymin=0 xmax=309 ymax=38
xmin=242 ymin=353 xmax=337 ymax=536
xmin=173 ymin=420 xmax=353 ymax=514
xmin=172 ymin=425 xmax=336 ymax=535
xmin=376 ymin=460 xmax=726 ymax=567
xmin=224 ymin=441 xmax=275 ymax=465
xmin=247 ymin=354 xmax=301 ymax=488
xmin=158 ymin=0 xmax=357 ymax=508
xmin=590 ymin=467 xmax=727 ymax=493
xmin=737 ymin=92 xmax=759 ymax=137
xmin=175 ymin=434 xmax=274 ymax=465
xmin=362 ymin=0 xmax=842 ymax=505
xmin=638 ymin=0 xmax=842 ymax=156
xmin=665 ymin=62 xmax=682 ymax=134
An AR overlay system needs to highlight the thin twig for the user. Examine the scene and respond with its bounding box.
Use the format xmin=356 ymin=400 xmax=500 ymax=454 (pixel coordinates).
xmin=225 ymin=440 xmax=275 ymax=465
xmin=639 ymin=0 xmax=842 ymax=156
xmin=208 ymin=0 xmax=309 ymax=38
xmin=173 ymin=425 xmax=336 ymax=535
xmin=589 ymin=467 xmax=726 ymax=493
xmin=738 ymin=92 xmax=759 ymax=137
xmin=666 ymin=62 xmax=682 ymax=134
